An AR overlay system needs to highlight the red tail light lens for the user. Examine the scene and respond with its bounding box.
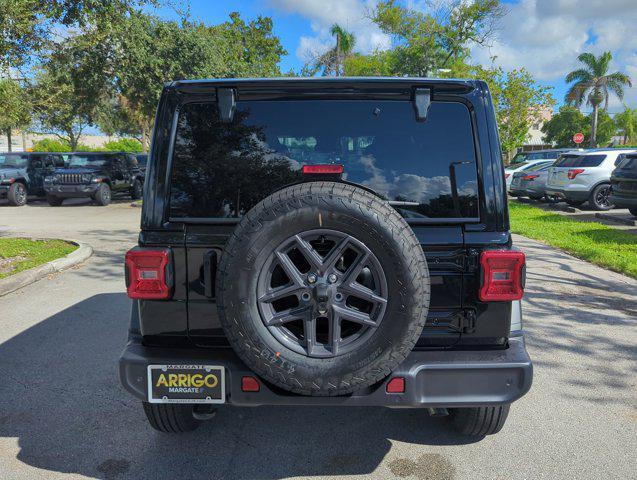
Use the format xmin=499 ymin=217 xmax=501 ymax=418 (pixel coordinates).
xmin=125 ymin=248 xmax=172 ymax=299
xmin=386 ymin=377 xmax=405 ymax=394
xmin=302 ymin=164 xmax=344 ymax=175
xmin=479 ymin=250 xmax=525 ymax=302
xmin=504 ymin=173 xmax=510 ymax=179
xmin=567 ymin=168 xmax=585 ymax=180
xmin=522 ymin=174 xmax=539 ymax=181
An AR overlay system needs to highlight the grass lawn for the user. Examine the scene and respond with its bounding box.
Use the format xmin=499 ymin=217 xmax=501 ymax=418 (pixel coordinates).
xmin=0 ymin=238 xmax=77 ymax=279
xmin=509 ymin=201 xmax=637 ymax=279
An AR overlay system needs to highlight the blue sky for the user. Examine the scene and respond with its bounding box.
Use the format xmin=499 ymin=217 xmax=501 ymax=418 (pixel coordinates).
xmin=149 ymin=0 xmax=637 ymax=113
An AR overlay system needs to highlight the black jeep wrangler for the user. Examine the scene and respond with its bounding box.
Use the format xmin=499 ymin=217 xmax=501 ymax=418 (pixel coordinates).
xmin=120 ymin=78 xmax=532 ymax=437
xmin=0 ymin=152 xmax=66 ymax=206
xmin=44 ymin=151 xmax=144 ymax=206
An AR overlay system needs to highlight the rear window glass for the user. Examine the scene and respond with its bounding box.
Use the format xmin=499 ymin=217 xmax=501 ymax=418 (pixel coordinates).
xmin=526 ymin=161 xmax=553 ymax=171
xmin=554 ymin=154 xmax=606 ymax=167
xmin=169 ymin=100 xmax=479 ymax=220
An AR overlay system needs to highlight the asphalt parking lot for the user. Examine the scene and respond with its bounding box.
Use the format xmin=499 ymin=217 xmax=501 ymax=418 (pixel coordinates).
xmin=0 ymin=199 xmax=636 ymax=480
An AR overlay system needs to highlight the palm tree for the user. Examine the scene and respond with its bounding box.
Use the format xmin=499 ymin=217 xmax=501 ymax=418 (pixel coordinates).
xmin=305 ymin=24 xmax=356 ymax=76
xmin=565 ymin=51 xmax=632 ymax=147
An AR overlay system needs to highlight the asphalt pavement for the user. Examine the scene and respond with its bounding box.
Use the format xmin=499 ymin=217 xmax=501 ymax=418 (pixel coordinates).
xmin=0 ymin=198 xmax=635 ymax=480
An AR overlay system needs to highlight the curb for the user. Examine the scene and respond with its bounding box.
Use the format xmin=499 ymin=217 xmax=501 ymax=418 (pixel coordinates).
xmin=0 ymin=240 xmax=93 ymax=297
xmin=594 ymin=212 xmax=637 ymax=226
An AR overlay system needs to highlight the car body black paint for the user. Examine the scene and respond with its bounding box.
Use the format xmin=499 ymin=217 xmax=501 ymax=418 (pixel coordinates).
xmin=0 ymin=152 xmax=65 ymax=199
xmin=122 ymin=78 xmax=530 ymax=408
xmin=44 ymin=151 xmax=144 ymax=201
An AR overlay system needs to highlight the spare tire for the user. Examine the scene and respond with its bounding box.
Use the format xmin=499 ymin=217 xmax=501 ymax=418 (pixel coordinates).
xmin=216 ymin=182 xmax=430 ymax=396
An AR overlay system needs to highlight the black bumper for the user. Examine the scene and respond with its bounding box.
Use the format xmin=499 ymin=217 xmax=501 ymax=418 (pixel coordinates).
xmin=45 ymin=184 xmax=99 ymax=198
xmin=610 ymin=192 xmax=637 ymax=208
xmin=545 ymin=188 xmax=589 ymax=202
xmin=119 ymin=335 xmax=533 ymax=408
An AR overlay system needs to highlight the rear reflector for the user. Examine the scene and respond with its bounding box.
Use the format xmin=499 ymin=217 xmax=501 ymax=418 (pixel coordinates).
xmin=125 ymin=248 xmax=172 ymax=300
xmin=302 ymin=164 xmax=344 ymax=175
xmin=567 ymin=168 xmax=585 ymax=180
xmin=479 ymin=250 xmax=525 ymax=302
xmin=241 ymin=376 xmax=260 ymax=392
xmin=386 ymin=377 xmax=405 ymax=393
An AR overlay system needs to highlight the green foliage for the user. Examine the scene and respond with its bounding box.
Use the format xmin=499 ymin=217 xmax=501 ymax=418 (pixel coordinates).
xmin=100 ymin=138 xmax=143 ymax=153
xmin=542 ymin=106 xmax=589 ymax=147
xmin=614 ymin=106 xmax=637 ymax=144
xmin=369 ymin=0 xmax=504 ymax=76
xmin=31 ymin=138 xmax=72 ymax=152
xmin=80 ymin=11 xmax=285 ymax=148
xmin=0 ymin=0 xmax=158 ymax=68
xmin=480 ymin=67 xmax=554 ymax=155
xmin=0 ymin=78 xmax=31 ymax=150
xmin=565 ymin=51 xmax=632 ymax=147
xmin=0 ymin=238 xmax=77 ymax=279
xmin=509 ymin=201 xmax=637 ymax=279
xmin=594 ymin=110 xmax=616 ymax=146
xmin=303 ymin=24 xmax=356 ymax=76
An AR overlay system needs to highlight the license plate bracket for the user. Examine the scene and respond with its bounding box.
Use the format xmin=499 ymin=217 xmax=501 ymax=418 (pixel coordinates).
xmin=147 ymin=365 xmax=225 ymax=404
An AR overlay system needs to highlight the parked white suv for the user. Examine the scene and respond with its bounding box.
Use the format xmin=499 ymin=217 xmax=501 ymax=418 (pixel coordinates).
xmin=546 ymin=149 xmax=637 ymax=210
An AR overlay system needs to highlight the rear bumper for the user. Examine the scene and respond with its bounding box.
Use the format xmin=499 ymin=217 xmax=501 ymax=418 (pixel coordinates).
xmin=609 ymin=192 xmax=637 ymax=208
xmin=545 ymin=187 xmax=589 ymax=201
xmin=119 ymin=335 xmax=533 ymax=408
xmin=45 ymin=184 xmax=99 ymax=198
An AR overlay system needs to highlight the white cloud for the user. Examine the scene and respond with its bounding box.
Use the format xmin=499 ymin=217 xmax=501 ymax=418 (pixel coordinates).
xmin=471 ymin=0 xmax=637 ymax=108
xmin=268 ymin=0 xmax=391 ymax=63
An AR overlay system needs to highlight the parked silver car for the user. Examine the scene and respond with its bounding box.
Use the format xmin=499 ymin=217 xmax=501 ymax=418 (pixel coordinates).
xmin=509 ymin=161 xmax=555 ymax=199
xmin=546 ymin=149 xmax=637 ymax=210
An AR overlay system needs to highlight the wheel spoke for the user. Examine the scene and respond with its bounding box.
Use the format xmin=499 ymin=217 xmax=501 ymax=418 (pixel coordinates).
xmin=340 ymin=282 xmax=387 ymax=305
xmin=293 ymin=235 xmax=323 ymax=272
xmin=332 ymin=304 xmax=377 ymax=327
xmin=266 ymin=305 xmax=309 ymax=326
xmin=320 ymin=237 xmax=350 ymax=273
xmin=258 ymin=284 xmax=305 ymax=303
xmin=328 ymin=311 xmax=341 ymax=355
xmin=303 ymin=313 xmax=316 ymax=355
xmin=275 ymin=251 xmax=305 ymax=285
xmin=341 ymin=250 xmax=370 ymax=285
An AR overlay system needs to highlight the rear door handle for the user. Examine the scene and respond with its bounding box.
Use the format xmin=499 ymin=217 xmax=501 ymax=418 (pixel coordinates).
xmin=203 ymin=250 xmax=218 ymax=298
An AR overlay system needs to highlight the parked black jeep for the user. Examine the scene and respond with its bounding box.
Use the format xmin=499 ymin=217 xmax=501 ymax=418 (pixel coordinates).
xmin=120 ymin=78 xmax=532 ymax=437
xmin=44 ymin=151 xmax=144 ymax=206
xmin=0 ymin=152 xmax=66 ymax=206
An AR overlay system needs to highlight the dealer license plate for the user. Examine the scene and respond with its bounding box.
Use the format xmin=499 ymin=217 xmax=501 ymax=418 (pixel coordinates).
xmin=147 ymin=365 xmax=225 ymax=404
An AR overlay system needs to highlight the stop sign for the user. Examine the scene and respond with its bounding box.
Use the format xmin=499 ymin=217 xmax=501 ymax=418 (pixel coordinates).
xmin=573 ymin=132 xmax=584 ymax=144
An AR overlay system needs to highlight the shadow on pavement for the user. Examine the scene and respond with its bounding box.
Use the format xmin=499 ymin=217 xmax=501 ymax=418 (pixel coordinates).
xmin=0 ymin=293 xmax=475 ymax=480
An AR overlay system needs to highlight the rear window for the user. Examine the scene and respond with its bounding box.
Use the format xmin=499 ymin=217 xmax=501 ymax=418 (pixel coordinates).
xmin=554 ymin=154 xmax=606 ymax=168
xmin=169 ymin=100 xmax=479 ymax=220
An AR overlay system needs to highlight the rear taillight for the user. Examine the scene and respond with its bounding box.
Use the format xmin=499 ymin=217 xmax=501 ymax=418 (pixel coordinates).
xmin=125 ymin=248 xmax=173 ymax=299
xmin=504 ymin=173 xmax=510 ymax=179
xmin=567 ymin=168 xmax=585 ymax=180
xmin=479 ymin=250 xmax=525 ymax=302
xmin=522 ymin=174 xmax=539 ymax=181
xmin=302 ymin=164 xmax=344 ymax=175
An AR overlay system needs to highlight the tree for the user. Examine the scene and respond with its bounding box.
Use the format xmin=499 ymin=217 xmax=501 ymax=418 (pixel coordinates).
xmin=565 ymin=51 xmax=632 ymax=147
xmin=542 ymin=105 xmax=589 ymax=147
xmin=30 ymin=47 xmax=98 ymax=150
xmin=0 ymin=0 xmax=159 ymax=68
xmin=483 ymin=67 xmax=554 ymax=156
xmin=593 ymin=110 xmax=616 ymax=147
xmin=81 ymin=12 xmax=285 ymax=149
xmin=369 ymin=0 xmax=505 ymax=76
xmin=303 ymin=24 xmax=356 ymax=76
xmin=614 ymin=106 xmax=637 ymax=145
xmin=0 ymin=78 xmax=31 ymax=152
